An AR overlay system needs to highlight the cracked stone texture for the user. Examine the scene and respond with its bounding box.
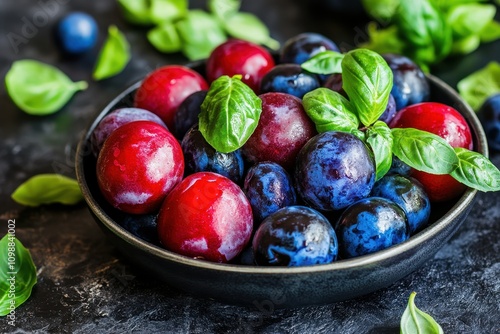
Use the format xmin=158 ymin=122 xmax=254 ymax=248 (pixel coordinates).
xmin=0 ymin=0 xmax=499 ymax=333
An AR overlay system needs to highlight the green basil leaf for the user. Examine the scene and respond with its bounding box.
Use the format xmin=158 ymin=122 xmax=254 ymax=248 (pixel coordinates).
xmin=93 ymin=25 xmax=131 ymax=81
xmin=450 ymin=148 xmax=500 ymax=191
xmin=366 ymin=121 xmax=394 ymax=180
xmin=301 ymin=51 xmax=344 ymax=75
xmin=150 ymin=0 xmax=188 ymax=24
xmin=446 ymin=3 xmax=496 ymax=38
xmin=176 ymin=10 xmax=227 ymax=61
xmin=391 ymin=128 xmax=458 ymax=174
xmin=147 ymin=22 xmax=182 ymax=53
xmin=430 ymin=0 xmax=489 ymax=12
xmin=400 ymin=292 xmax=444 ymax=334
xmin=11 ymin=174 xmax=83 ymax=207
xmin=341 ymin=48 xmax=393 ymax=127
xmin=199 ymin=75 xmax=262 ymax=153
xmin=222 ymin=12 xmax=280 ymax=50
xmin=480 ymin=20 xmax=500 ymax=43
xmin=360 ymin=22 xmax=406 ymax=56
xmin=302 ymin=88 xmax=359 ymax=133
xmin=0 ymin=234 xmax=37 ymax=316
xmin=117 ymin=0 xmax=153 ymax=25
xmin=5 ymin=60 xmax=87 ymax=115
xmin=361 ymin=0 xmax=400 ymax=23
xmin=457 ymin=61 xmax=500 ymax=111
xmin=208 ymin=0 xmax=241 ymax=21
xmin=451 ymin=35 xmax=481 ymax=55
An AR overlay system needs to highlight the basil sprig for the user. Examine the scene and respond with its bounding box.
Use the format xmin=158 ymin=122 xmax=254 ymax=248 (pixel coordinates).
xmin=0 ymin=234 xmax=37 ymax=316
xmin=400 ymin=292 xmax=443 ymax=334
xmin=457 ymin=61 xmax=500 ymax=111
xmin=93 ymin=25 xmax=131 ymax=81
xmin=302 ymin=48 xmax=500 ymax=190
xmin=301 ymin=51 xmax=344 ymax=75
xmin=5 ymin=60 xmax=87 ymax=115
xmin=199 ymin=75 xmax=262 ymax=153
xmin=11 ymin=174 xmax=83 ymax=207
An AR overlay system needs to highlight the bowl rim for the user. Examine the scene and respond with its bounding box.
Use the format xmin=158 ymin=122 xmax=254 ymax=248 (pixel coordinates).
xmin=75 ymin=72 xmax=486 ymax=276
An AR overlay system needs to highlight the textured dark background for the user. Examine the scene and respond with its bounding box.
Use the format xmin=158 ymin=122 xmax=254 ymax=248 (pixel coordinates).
xmin=0 ymin=0 xmax=499 ymax=333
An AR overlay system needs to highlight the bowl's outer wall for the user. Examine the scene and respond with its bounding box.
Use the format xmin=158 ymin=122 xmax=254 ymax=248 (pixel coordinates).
xmin=76 ymin=66 xmax=483 ymax=308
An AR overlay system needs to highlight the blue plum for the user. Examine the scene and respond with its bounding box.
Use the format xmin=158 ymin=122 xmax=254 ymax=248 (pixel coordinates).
xmin=323 ymin=73 xmax=346 ymax=97
xmin=243 ymin=162 xmax=297 ymax=224
xmin=252 ymin=206 xmax=338 ymax=266
xmin=260 ymin=64 xmax=320 ymax=98
xmin=388 ymin=156 xmax=412 ymax=176
xmin=371 ymin=174 xmax=430 ymax=234
xmin=280 ymin=33 xmax=340 ymax=65
xmin=378 ymin=94 xmax=397 ymax=124
xmin=173 ymin=90 xmax=207 ymax=140
xmin=478 ymin=94 xmax=500 ymax=151
xmin=382 ymin=53 xmax=430 ymax=110
xmin=181 ymin=126 xmax=245 ymax=184
xmin=334 ymin=197 xmax=410 ymax=258
xmin=294 ymin=131 xmax=376 ymax=211
xmin=118 ymin=213 xmax=161 ymax=246
xmin=57 ymin=12 xmax=98 ymax=54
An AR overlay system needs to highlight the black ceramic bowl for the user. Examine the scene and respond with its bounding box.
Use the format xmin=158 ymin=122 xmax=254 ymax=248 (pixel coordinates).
xmin=75 ymin=61 xmax=487 ymax=308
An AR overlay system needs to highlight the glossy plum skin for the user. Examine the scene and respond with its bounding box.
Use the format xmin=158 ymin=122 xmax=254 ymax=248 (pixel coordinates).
xmin=260 ymin=64 xmax=320 ymax=98
xmin=118 ymin=213 xmax=160 ymax=246
xmin=252 ymin=206 xmax=338 ymax=266
xmin=382 ymin=53 xmax=430 ymax=110
xmin=323 ymin=73 xmax=346 ymax=97
xmin=90 ymin=107 xmax=167 ymax=156
xmin=157 ymin=172 xmax=253 ymax=263
xmin=57 ymin=12 xmax=98 ymax=54
xmin=173 ymin=90 xmax=207 ymax=140
xmin=295 ymin=131 xmax=376 ymax=211
xmin=134 ymin=65 xmax=209 ymax=129
xmin=478 ymin=94 xmax=500 ymax=151
xmin=390 ymin=102 xmax=473 ymax=202
xmin=205 ymin=39 xmax=275 ymax=93
xmin=334 ymin=197 xmax=410 ymax=259
xmin=378 ymin=94 xmax=397 ymax=124
xmin=371 ymin=174 xmax=431 ymax=234
xmin=181 ymin=126 xmax=245 ymax=184
xmin=96 ymin=121 xmax=184 ymax=214
xmin=242 ymin=92 xmax=316 ymax=170
xmin=243 ymin=162 xmax=297 ymax=224
xmin=280 ymin=33 xmax=340 ymax=65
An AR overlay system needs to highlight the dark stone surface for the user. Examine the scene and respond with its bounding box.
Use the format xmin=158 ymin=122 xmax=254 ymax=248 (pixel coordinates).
xmin=0 ymin=0 xmax=499 ymax=333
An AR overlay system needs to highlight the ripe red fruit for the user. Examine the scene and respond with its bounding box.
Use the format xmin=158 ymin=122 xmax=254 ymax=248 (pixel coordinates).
xmin=389 ymin=102 xmax=473 ymax=202
xmin=96 ymin=121 xmax=184 ymax=214
xmin=157 ymin=172 xmax=253 ymax=263
xmin=134 ymin=65 xmax=208 ymax=129
xmin=206 ymin=39 xmax=275 ymax=93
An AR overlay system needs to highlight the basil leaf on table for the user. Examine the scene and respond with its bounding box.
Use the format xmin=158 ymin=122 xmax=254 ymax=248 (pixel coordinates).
xmin=400 ymin=292 xmax=443 ymax=334
xmin=366 ymin=121 xmax=393 ymax=181
xmin=222 ymin=12 xmax=280 ymax=50
xmin=446 ymin=3 xmax=496 ymax=39
xmin=480 ymin=20 xmax=500 ymax=43
xmin=199 ymin=75 xmax=262 ymax=153
xmin=150 ymin=0 xmax=187 ymax=24
xmin=11 ymin=174 xmax=83 ymax=207
xmin=208 ymin=0 xmax=241 ymax=21
xmin=302 ymin=88 xmax=359 ymax=133
xmin=5 ymin=60 xmax=87 ymax=115
xmin=341 ymin=48 xmax=393 ymax=127
xmin=457 ymin=61 xmax=500 ymax=111
xmin=0 ymin=234 xmax=37 ymax=316
xmin=117 ymin=0 xmax=153 ymax=25
xmin=391 ymin=128 xmax=458 ymax=174
xmin=451 ymin=35 xmax=481 ymax=55
xmin=176 ymin=10 xmax=227 ymax=61
xmin=147 ymin=22 xmax=182 ymax=53
xmin=301 ymin=51 xmax=344 ymax=75
xmin=93 ymin=25 xmax=131 ymax=81
xmin=451 ymin=148 xmax=500 ymax=192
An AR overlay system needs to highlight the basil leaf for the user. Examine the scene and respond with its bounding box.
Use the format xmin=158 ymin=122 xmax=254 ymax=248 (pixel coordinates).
xmin=450 ymin=148 xmax=500 ymax=192
xmin=302 ymin=88 xmax=359 ymax=133
xmin=176 ymin=10 xmax=227 ymax=61
xmin=301 ymin=51 xmax=344 ymax=75
xmin=0 ymin=234 xmax=37 ymax=316
xmin=341 ymin=48 xmax=393 ymax=127
xmin=391 ymin=128 xmax=458 ymax=174
xmin=93 ymin=25 xmax=131 ymax=81
xmin=360 ymin=22 xmax=406 ymax=55
xmin=451 ymin=35 xmax=481 ymax=55
xmin=361 ymin=0 xmax=400 ymax=23
xmin=199 ymin=75 xmax=262 ymax=153
xmin=400 ymin=292 xmax=444 ymax=334
xmin=457 ymin=61 xmax=500 ymax=111
xmin=5 ymin=60 xmax=87 ymax=115
xmin=208 ymin=0 xmax=241 ymax=21
xmin=446 ymin=3 xmax=496 ymax=39
xmin=117 ymin=0 xmax=153 ymax=25
xmin=222 ymin=12 xmax=279 ymax=50
xmin=150 ymin=0 xmax=187 ymax=24
xmin=11 ymin=174 xmax=83 ymax=207
xmin=147 ymin=22 xmax=182 ymax=53
xmin=480 ymin=20 xmax=500 ymax=43
xmin=366 ymin=121 xmax=394 ymax=180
